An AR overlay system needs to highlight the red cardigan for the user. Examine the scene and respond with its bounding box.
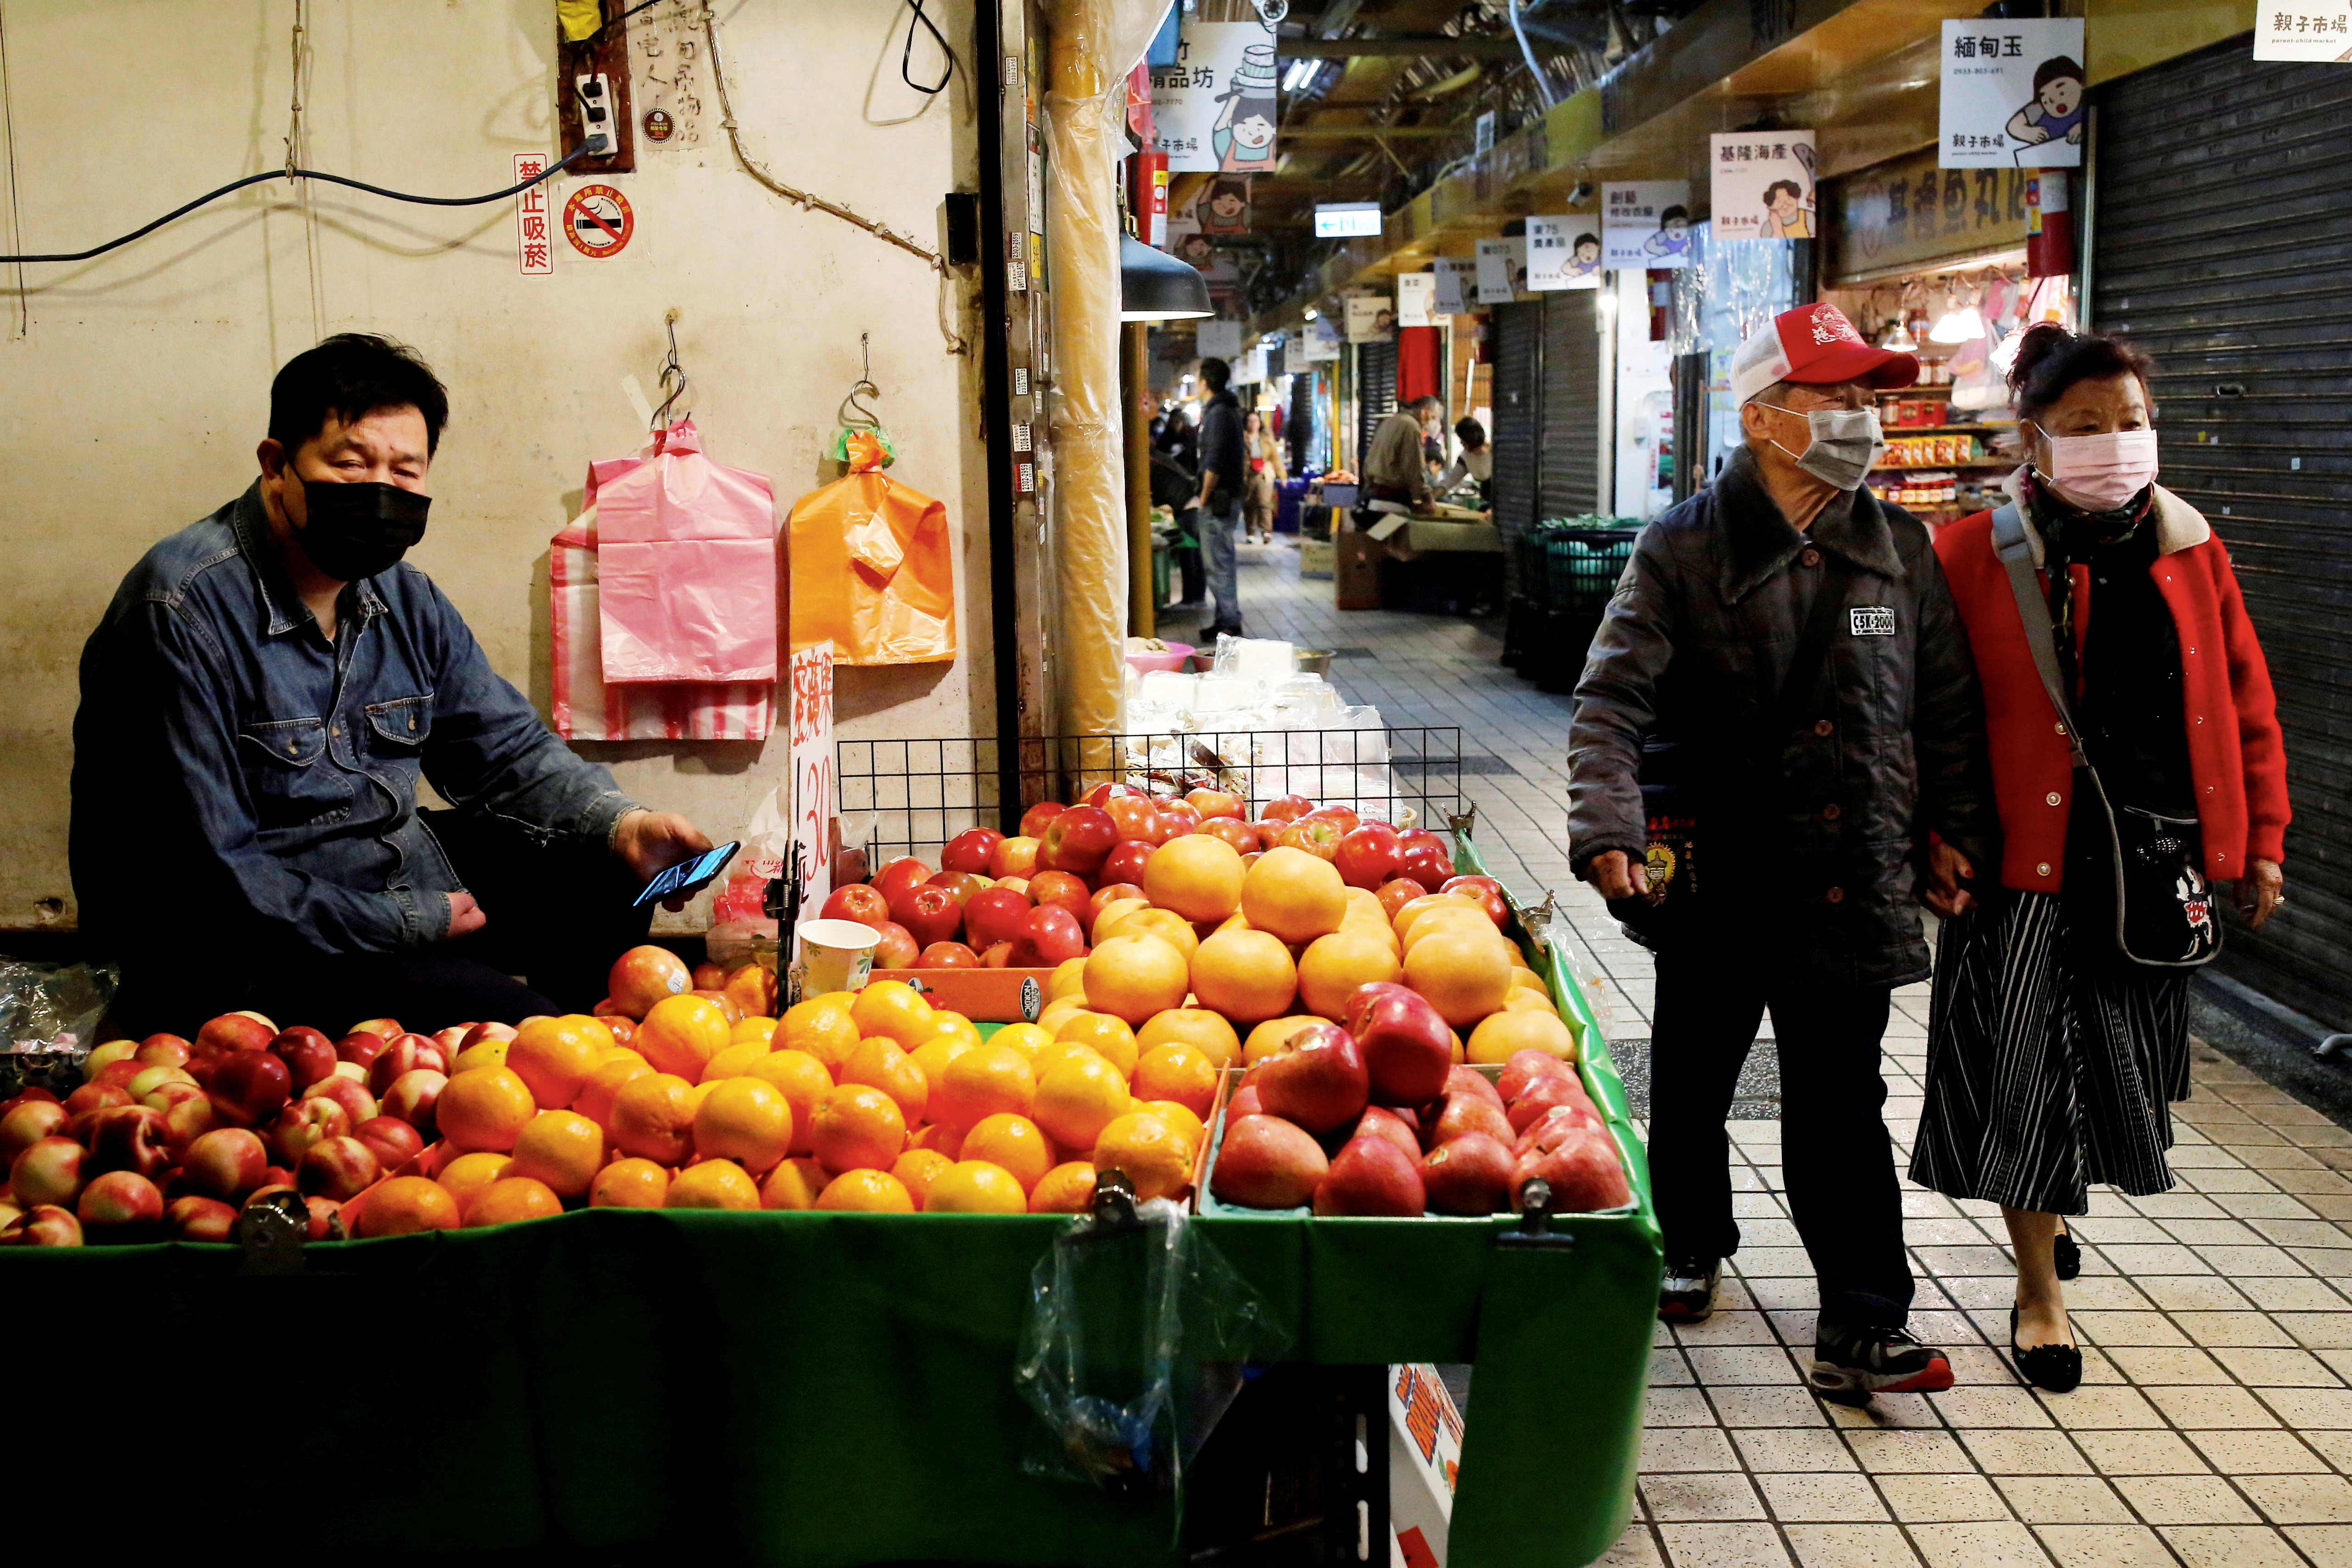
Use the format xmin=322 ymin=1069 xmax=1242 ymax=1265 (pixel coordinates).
xmin=1935 ymin=487 xmax=2290 ymax=892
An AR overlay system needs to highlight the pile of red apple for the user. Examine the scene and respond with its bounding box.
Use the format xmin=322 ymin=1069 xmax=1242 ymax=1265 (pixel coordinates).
xmin=1209 ymin=985 xmax=1631 ymax=1218
xmin=819 ymin=785 xmax=1459 ymax=972
xmin=0 ymin=1012 xmax=518 ymax=1248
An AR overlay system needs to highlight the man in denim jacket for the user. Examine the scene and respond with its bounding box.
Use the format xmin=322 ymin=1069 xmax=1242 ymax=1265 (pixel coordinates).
xmin=73 ymin=335 xmax=713 ymax=1035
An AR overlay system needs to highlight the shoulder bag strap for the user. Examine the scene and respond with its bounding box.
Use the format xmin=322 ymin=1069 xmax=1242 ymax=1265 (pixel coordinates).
xmin=1990 ymin=503 xmax=2090 ymax=769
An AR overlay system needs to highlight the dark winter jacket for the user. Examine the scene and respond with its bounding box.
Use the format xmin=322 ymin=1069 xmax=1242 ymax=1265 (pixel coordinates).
xmin=1196 ymin=390 xmax=1247 ymax=510
xmin=1566 ymin=445 xmax=1995 ymax=988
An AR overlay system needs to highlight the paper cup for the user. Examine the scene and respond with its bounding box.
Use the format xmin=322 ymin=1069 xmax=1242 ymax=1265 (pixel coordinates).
xmin=795 ymin=918 xmax=881 ymax=999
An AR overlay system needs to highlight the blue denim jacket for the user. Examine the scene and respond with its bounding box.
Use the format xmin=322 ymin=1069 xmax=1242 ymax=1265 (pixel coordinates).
xmin=71 ymin=484 xmax=640 ymax=962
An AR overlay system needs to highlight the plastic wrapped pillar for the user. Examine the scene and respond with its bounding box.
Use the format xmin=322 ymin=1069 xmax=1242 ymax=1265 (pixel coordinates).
xmin=1045 ymin=0 xmax=1169 ymax=754
xmin=1125 ymin=321 xmax=1154 ymax=640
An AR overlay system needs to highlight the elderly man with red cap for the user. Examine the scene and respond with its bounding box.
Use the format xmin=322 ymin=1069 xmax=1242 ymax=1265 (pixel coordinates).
xmin=1566 ymin=303 xmax=1996 ymax=1403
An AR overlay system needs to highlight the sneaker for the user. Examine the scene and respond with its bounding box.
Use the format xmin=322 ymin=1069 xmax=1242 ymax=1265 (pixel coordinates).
xmin=1808 ymin=1323 xmax=1954 ymax=1405
xmin=1658 ymin=1259 xmax=1720 ymax=1324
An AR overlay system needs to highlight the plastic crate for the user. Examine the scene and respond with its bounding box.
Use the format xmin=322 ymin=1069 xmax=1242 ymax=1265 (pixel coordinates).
xmin=1542 ymin=523 xmax=1640 ymax=616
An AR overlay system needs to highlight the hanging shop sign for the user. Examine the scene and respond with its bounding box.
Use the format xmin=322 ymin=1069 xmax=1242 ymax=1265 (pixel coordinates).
xmin=1710 ymin=132 xmax=1817 ymax=241
xmin=1938 ymin=19 xmax=2086 ymax=168
xmin=1602 ymin=181 xmax=1692 ymax=270
xmin=562 ymin=184 xmax=635 ymax=258
xmin=1474 ymin=237 xmax=1521 ymax=304
xmin=1344 ymin=293 xmax=1396 ymax=342
xmin=1525 ymin=214 xmax=1602 ymax=290
xmin=1196 ymin=175 xmax=1251 ymax=235
xmin=1300 ymin=314 xmax=1343 ymax=362
xmin=1823 ymin=145 xmax=2033 ymax=284
xmin=513 ymin=154 xmax=554 ymax=276
xmin=1431 ymin=257 xmax=1471 ymax=315
xmin=1148 ymin=19 xmax=1276 ymax=173
xmin=1396 ymin=272 xmax=1437 ymax=327
xmin=2256 ymin=3 xmax=2352 ymax=59
xmin=1196 ymin=319 xmax=1244 ymax=359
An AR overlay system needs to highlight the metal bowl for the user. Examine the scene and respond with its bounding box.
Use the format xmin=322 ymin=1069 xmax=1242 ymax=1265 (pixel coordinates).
xmin=1294 ymin=648 xmax=1335 ymax=677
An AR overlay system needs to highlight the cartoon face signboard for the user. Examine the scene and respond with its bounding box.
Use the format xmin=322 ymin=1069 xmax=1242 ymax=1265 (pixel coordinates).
xmin=1709 ymin=132 xmax=1817 ymax=241
xmin=1938 ymin=18 xmax=2086 ymax=168
xmin=1602 ymin=181 xmax=1692 ymax=271
xmin=1198 ymin=175 xmax=1251 ymax=235
xmin=1148 ymin=20 xmax=1276 ymax=174
xmin=1525 ymin=215 xmax=1602 ymax=290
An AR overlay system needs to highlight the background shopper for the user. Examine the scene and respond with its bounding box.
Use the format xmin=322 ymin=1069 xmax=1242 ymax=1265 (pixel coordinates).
xmin=1242 ymin=408 xmax=1286 ymax=543
xmin=1910 ymin=324 xmax=2290 ymax=1393
xmin=1192 ymin=357 xmax=1247 ymax=639
xmin=1568 ymin=303 xmax=1994 ymax=1402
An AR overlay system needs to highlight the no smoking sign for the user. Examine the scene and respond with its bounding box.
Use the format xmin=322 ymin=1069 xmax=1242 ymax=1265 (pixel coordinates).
xmin=563 ymin=184 xmax=635 ymax=258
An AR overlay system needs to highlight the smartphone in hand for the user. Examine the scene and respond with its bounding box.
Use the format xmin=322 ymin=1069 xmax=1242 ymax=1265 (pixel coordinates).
xmin=632 ymin=841 xmax=740 ymax=909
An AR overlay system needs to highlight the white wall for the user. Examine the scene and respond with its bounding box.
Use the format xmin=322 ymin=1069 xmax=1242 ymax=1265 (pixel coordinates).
xmin=0 ymin=0 xmax=991 ymax=933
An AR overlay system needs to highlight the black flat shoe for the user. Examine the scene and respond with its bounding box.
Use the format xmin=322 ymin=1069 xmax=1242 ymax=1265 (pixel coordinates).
xmin=2010 ymin=1305 xmax=2082 ymax=1393
xmin=2052 ymin=1227 xmax=2080 ymax=1281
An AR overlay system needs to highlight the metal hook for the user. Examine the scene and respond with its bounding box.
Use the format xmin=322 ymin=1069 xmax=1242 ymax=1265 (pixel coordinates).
xmin=838 ymin=330 xmax=883 ymax=429
xmin=650 ymin=308 xmax=691 ymax=431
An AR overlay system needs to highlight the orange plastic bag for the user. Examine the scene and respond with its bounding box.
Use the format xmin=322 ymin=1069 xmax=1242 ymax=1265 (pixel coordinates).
xmin=786 ymin=431 xmax=956 ymax=665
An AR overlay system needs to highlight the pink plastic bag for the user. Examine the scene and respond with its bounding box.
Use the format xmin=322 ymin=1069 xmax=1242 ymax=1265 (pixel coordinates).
xmin=550 ymin=516 xmax=773 ymax=741
xmin=588 ymin=419 xmax=779 ymax=684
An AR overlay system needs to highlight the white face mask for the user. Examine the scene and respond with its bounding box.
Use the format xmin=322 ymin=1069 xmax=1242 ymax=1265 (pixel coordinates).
xmin=1757 ymin=403 xmax=1885 ymax=492
xmin=2033 ymin=425 xmax=2160 ymax=512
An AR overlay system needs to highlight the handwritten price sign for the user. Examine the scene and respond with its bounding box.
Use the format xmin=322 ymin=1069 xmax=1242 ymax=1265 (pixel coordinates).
xmin=789 ymin=642 xmax=835 ymax=917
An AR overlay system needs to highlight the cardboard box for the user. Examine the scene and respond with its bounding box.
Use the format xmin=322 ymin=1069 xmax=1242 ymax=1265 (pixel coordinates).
xmin=1335 ymin=523 xmax=1385 ymax=610
xmin=1299 ymin=537 xmax=1335 ymax=579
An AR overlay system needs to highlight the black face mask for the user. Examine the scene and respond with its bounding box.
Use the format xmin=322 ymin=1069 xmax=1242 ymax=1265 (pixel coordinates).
xmin=288 ymin=473 xmax=431 ymax=582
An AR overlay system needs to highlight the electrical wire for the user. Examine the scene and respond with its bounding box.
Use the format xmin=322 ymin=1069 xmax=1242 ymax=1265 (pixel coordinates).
xmin=1507 ymin=0 xmax=1558 ymax=110
xmin=0 ymin=145 xmax=591 ymax=265
xmin=901 ymin=0 xmax=953 ymax=95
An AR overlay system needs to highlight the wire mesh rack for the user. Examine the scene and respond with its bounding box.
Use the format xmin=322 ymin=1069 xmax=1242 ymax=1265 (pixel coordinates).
xmin=834 ymin=728 xmax=1466 ymax=865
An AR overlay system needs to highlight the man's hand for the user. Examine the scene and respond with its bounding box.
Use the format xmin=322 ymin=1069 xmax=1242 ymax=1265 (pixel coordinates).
xmin=1582 ymin=850 xmax=1639 ymax=902
xmin=1923 ymin=841 xmax=1977 ymax=919
xmin=2237 ymin=858 xmax=2285 ymax=929
xmin=614 ymin=809 xmax=717 ymax=910
xmin=442 ymin=890 xmax=486 ymax=941
xmin=1410 ymin=498 xmax=1439 ymax=517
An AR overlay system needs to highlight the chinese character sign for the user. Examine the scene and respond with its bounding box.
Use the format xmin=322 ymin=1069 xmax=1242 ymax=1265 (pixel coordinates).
xmin=1395 ymin=271 xmax=1436 ymax=326
xmin=1148 ymin=19 xmax=1276 ymax=173
xmin=788 ymin=642 xmax=835 ymax=916
xmin=1431 ymin=257 xmax=1470 ymax=315
xmin=1602 ymin=180 xmax=1692 ymax=270
xmin=1525 ymin=214 xmax=1602 ymax=290
xmin=1939 ymin=19 xmax=2085 ymax=168
xmin=1709 ymin=131 xmax=1818 ymax=241
xmin=1344 ymin=292 xmax=1395 ymax=343
xmin=1474 ymin=236 xmax=1522 ymax=304
xmin=2255 ymin=1 xmax=2352 ymax=59
xmin=513 ymin=153 xmax=553 ymax=276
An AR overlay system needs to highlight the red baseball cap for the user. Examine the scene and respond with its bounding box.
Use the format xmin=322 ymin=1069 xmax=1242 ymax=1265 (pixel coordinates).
xmin=1731 ymin=303 xmax=1919 ymax=405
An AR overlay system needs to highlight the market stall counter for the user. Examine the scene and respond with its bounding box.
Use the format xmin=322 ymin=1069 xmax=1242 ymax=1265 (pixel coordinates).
xmin=2 ymin=834 xmax=1658 ymax=1568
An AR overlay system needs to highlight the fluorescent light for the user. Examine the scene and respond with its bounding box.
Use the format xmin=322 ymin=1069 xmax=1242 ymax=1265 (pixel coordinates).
xmin=1929 ymin=305 xmax=1986 ymax=344
xmin=1282 ymin=58 xmax=1320 ymax=93
xmin=1303 ymin=307 xmax=1319 ymax=320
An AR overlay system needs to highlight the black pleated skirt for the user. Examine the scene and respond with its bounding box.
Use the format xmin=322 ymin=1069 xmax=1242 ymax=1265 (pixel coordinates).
xmin=1909 ymin=890 xmax=2192 ymax=1216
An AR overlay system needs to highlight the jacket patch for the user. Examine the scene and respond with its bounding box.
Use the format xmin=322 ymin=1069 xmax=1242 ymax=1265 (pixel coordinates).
xmin=1849 ymin=606 xmax=1897 ymax=636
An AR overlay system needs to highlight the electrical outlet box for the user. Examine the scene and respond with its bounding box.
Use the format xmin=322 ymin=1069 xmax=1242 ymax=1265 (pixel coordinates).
xmin=576 ymin=73 xmax=616 ymax=156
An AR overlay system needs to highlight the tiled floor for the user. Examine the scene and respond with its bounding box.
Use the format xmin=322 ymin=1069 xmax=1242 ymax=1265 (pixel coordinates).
xmin=1233 ymin=535 xmax=2352 ymax=1568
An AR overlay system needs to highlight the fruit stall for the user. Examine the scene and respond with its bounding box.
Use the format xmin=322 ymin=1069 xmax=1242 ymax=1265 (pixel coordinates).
xmin=0 ymin=749 xmax=1657 ymax=1568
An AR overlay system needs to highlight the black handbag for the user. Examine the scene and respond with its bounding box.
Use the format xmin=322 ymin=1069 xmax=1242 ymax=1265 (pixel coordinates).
xmin=1606 ymin=553 xmax=1855 ymax=945
xmin=1991 ymin=503 xmax=2220 ymax=969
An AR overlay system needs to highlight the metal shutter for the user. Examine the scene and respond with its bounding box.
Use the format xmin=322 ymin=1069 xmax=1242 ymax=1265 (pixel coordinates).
xmin=2094 ymin=35 xmax=2352 ymax=1025
xmin=1355 ymin=339 xmax=1397 ymax=477
xmin=1288 ymin=370 xmax=1316 ymax=474
xmin=1489 ymin=302 xmax=1542 ymax=592
xmin=1539 ymin=290 xmax=1601 ymax=519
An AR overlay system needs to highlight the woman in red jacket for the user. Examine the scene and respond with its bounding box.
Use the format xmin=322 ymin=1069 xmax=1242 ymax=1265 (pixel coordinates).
xmin=1910 ymin=325 xmax=2289 ymax=1394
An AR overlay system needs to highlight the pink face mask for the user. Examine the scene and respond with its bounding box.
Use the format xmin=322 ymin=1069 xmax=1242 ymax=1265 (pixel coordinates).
xmin=2036 ymin=426 xmax=2159 ymax=512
